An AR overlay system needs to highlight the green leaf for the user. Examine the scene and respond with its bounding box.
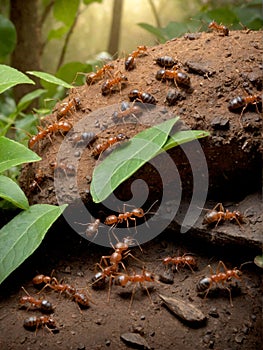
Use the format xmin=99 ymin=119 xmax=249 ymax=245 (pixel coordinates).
xmin=162 ymin=130 xmax=210 ymax=151
xmin=0 ymin=14 xmax=17 ymax=57
xmin=0 ymin=175 xmax=29 ymax=210
xmin=53 ymin=0 xmax=80 ymax=27
xmin=0 ymin=204 xmax=67 ymax=285
xmin=26 ymin=71 xmax=73 ymax=89
xmin=16 ymin=89 xmax=46 ymax=113
xmin=90 ymin=117 xmax=179 ymax=203
xmin=137 ymin=22 xmax=167 ymax=43
xmin=0 ymin=65 xmax=35 ymax=94
xmin=56 ymin=61 xmax=93 ymax=85
xmin=47 ymin=26 xmax=69 ymax=41
xmin=0 ymin=136 xmax=41 ymax=173
xmin=254 ymin=255 xmax=263 ymax=268
xmin=83 ymin=0 xmax=103 ymax=4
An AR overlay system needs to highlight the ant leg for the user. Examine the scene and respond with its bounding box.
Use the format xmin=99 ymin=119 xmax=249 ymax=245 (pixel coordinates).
xmin=207 ymin=264 xmax=215 ymax=276
xmin=143 ymin=284 xmax=153 ymax=305
xmin=128 ymin=284 xmax=137 ymax=312
xmin=212 ymin=203 xmax=224 ymax=212
xmin=225 ymin=286 xmax=233 ymax=307
xmin=99 ymin=255 xmax=111 ymax=267
xmin=217 ymin=260 xmax=228 ymax=274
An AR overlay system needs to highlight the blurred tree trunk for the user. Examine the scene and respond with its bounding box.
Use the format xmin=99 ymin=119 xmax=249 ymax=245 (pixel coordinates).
xmin=107 ymin=0 xmax=123 ymax=57
xmin=10 ymin=0 xmax=41 ymax=104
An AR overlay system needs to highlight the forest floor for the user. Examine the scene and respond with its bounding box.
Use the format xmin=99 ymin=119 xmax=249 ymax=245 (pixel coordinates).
xmin=0 ymin=29 xmax=262 ymax=349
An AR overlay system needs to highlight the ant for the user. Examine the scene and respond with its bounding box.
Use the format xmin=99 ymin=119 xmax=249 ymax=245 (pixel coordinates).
xmin=162 ymin=254 xmax=198 ymax=272
xmin=91 ymin=263 xmax=119 ymax=297
xmin=23 ymin=315 xmax=56 ymax=332
xmin=101 ymin=73 xmax=128 ymax=96
xmin=92 ymin=238 xmax=141 ymax=298
xmin=165 ymin=89 xmax=185 ymax=106
xmin=155 ymin=56 xmax=177 ymax=68
xmin=92 ymin=133 xmax=129 ymax=157
xmin=32 ymin=274 xmax=58 ymax=286
xmin=99 ymin=239 xmax=137 ymax=269
xmin=86 ymin=63 xmax=114 ymax=85
xmin=202 ymin=203 xmax=246 ymax=229
xmin=125 ymin=45 xmax=147 ymax=71
xmin=196 ymin=260 xmax=242 ymax=306
xmin=228 ymin=94 xmax=262 ymax=121
xmin=114 ymin=268 xmax=155 ymax=311
xmin=33 ymin=274 xmax=92 ymax=309
xmin=28 ymin=121 xmax=72 ymax=149
xmin=49 ymin=161 xmax=76 ymax=177
xmin=57 ymin=97 xmax=80 ymax=120
xmin=128 ymin=89 xmax=157 ymax=105
xmin=29 ymin=168 xmax=45 ymax=192
xmin=156 ymin=68 xmax=191 ymax=88
xmin=71 ymin=131 xmax=97 ymax=147
xmin=104 ymin=201 xmax=157 ymax=233
xmin=112 ymin=101 xmax=143 ymax=123
xmin=208 ymin=20 xmax=229 ymax=36
xmin=75 ymin=218 xmax=101 ymax=240
xmin=19 ymin=287 xmax=54 ymax=312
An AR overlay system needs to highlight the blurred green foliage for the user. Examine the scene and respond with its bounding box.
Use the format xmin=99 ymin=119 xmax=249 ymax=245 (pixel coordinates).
xmin=138 ymin=1 xmax=263 ymax=42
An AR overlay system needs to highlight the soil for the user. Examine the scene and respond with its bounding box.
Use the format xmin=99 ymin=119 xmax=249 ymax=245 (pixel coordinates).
xmin=0 ymin=30 xmax=262 ymax=349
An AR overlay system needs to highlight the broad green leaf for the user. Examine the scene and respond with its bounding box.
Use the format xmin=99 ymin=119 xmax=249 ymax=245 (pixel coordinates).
xmin=83 ymin=0 xmax=103 ymax=4
xmin=254 ymin=255 xmax=263 ymax=269
xmin=47 ymin=26 xmax=69 ymax=41
xmin=53 ymin=0 xmax=80 ymax=27
xmin=56 ymin=61 xmax=93 ymax=85
xmin=0 ymin=65 xmax=35 ymax=94
xmin=0 ymin=175 xmax=29 ymax=210
xmin=90 ymin=117 xmax=179 ymax=203
xmin=0 ymin=14 xmax=16 ymax=57
xmin=137 ymin=23 xmax=167 ymax=43
xmin=0 ymin=204 xmax=67 ymax=285
xmin=16 ymin=89 xmax=46 ymax=113
xmin=162 ymin=130 xmax=210 ymax=151
xmin=0 ymin=136 xmax=41 ymax=173
xmin=27 ymin=71 xmax=73 ymax=89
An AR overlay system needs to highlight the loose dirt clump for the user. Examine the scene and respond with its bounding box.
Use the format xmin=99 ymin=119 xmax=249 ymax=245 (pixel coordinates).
xmin=0 ymin=30 xmax=262 ymax=350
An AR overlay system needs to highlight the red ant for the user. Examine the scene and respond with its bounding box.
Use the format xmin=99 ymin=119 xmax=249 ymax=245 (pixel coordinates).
xmin=114 ymin=268 xmax=155 ymax=311
xmin=112 ymin=101 xmax=143 ymax=123
xmin=101 ymin=73 xmax=128 ymax=96
xmin=155 ymin=56 xmax=177 ymax=68
xmin=196 ymin=261 xmax=242 ymax=306
xmin=202 ymin=203 xmax=246 ymax=229
xmin=92 ymin=133 xmax=129 ymax=157
xmin=29 ymin=168 xmax=45 ymax=192
xmin=208 ymin=21 xmax=229 ymax=36
xmin=156 ymin=68 xmax=191 ymax=88
xmin=228 ymin=94 xmax=262 ymax=123
xmin=19 ymin=287 xmax=54 ymax=312
xmin=125 ymin=45 xmax=147 ymax=71
xmin=32 ymin=274 xmax=58 ymax=286
xmin=33 ymin=274 xmax=92 ymax=308
xmin=86 ymin=63 xmax=114 ymax=85
xmin=92 ymin=238 xmax=141 ymax=299
xmin=57 ymin=97 xmax=80 ymax=120
xmin=49 ymin=161 xmax=76 ymax=177
xmin=23 ymin=315 xmax=56 ymax=332
xmin=104 ymin=201 xmax=157 ymax=231
xmin=162 ymin=254 xmax=198 ymax=272
xmin=28 ymin=121 xmax=72 ymax=149
xmin=128 ymin=89 xmax=157 ymax=105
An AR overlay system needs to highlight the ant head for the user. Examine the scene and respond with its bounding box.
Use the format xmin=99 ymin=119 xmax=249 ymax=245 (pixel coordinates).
xmin=144 ymin=270 xmax=155 ymax=282
xmin=115 ymin=241 xmax=129 ymax=251
xmin=132 ymin=208 xmax=144 ymax=217
xmin=162 ymin=257 xmax=172 ymax=264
